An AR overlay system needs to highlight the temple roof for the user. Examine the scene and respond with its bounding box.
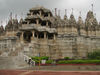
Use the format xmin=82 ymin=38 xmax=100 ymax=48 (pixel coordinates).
xmin=30 ymin=6 xmax=51 ymax=13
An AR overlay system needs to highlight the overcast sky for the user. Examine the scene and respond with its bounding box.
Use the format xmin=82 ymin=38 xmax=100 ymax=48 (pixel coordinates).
xmin=0 ymin=0 xmax=99 ymax=26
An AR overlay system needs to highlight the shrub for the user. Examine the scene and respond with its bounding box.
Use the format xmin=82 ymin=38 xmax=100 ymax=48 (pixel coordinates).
xmin=41 ymin=56 xmax=49 ymax=60
xmin=31 ymin=56 xmax=49 ymax=64
xmin=57 ymin=60 xmax=100 ymax=64
xmin=87 ymin=50 xmax=100 ymax=59
xmin=64 ymin=57 xmax=70 ymax=60
xmin=46 ymin=60 xmax=54 ymax=64
xmin=31 ymin=56 xmax=49 ymax=60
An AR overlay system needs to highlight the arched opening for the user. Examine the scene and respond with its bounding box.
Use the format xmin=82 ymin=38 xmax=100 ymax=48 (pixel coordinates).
xmin=41 ymin=21 xmax=46 ymax=26
xmin=23 ymin=31 xmax=32 ymax=43
xmin=29 ymin=19 xmax=36 ymax=24
xmin=48 ymin=22 xmax=52 ymax=28
xmin=44 ymin=13 xmax=48 ymax=17
xmin=48 ymin=33 xmax=54 ymax=39
xmin=38 ymin=32 xmax=44 ymax=39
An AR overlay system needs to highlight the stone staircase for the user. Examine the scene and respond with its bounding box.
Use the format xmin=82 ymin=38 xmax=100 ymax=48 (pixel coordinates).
xmin=0 ymin=56 xmax=29 ymax=69
xmin=0 ymin=42 xmax=31 ymax=69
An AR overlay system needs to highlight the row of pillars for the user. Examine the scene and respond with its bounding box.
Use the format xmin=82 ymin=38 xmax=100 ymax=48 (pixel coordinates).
xmin=27 ymin=19 xmax=50 ymax=27
xmin=20 ymin=31 xmax=56 ymax=43
xmin=30 ymin=11 xmax=51 ymax=17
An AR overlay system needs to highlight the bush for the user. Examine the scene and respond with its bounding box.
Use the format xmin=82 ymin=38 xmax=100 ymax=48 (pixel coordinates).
xmin=64 ymin=57 xmax=70 ymax=60
xmin=87 ymin=50 xmax=100 ymax=59
xmin=57 ymin=60 xmax=100 ymax=64
xmin=31 ymin=56 xmax=49 ymax=60
xmin=46 ymin=60 xmax=54 ymax=64
xmin=31 ymin=56 xmax=49 ymax=64
xmin=41 ymin=56 xmax=49 ymax=60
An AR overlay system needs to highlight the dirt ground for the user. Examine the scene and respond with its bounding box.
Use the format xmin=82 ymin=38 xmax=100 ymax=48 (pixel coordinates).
xmin=0 ymin=70 xmax=100 ymax=75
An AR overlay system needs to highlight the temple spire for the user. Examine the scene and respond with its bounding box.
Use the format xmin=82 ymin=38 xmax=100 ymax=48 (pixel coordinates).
xmin=52 ymin=9 xmax=54 ymax=16
xmin=72 ymin=8 xmax=73 ymax=14
xmin=21 ymin=12 xmax=23 ymax=19
xmin=58 ymin=10 xmax=60 ymax=16
xmin=1 ymin=21 xmax=3 ymax=25
xmin=91 ymin=4 xmax=94 ymax=13
xmin=10 ymin=12 xmax=12 ymax=20
xmin=65 ymin=9 xmax=67 ymax=16
xmin=15 ymin=14 xmax=17 ymax=19
xmin=6 ymin=20 xmax=8 ymax=25
xmin=55 ymin=8 xmax=57 ymax=16
xmin=94 ymin=13 xmax=96 ymax=18
xmin=79 ymin=11 xmax=81 ymax=17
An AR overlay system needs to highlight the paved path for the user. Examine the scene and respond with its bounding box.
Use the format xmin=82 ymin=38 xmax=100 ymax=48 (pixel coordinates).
xmin=0 ymin=70 xmax=100 ymax=75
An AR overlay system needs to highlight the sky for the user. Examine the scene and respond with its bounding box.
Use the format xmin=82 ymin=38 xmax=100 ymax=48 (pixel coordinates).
xmin=0 ymin=0 xmax=99 ymax=26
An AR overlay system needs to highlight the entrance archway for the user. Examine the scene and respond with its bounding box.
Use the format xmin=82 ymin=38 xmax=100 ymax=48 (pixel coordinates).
xmin=23 ymin=31 xmax=32 ymax=43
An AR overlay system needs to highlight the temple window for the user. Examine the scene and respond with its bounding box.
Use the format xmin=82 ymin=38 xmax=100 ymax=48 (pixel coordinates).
xmin=34 ymin=32 xmax=38 ymax=38
xmin=44 ymin=13 xmax=48 ymax=17
xmin=38 ymin=32 xmax=44 ymax=39
xmin=23 ymin=31 xmax=32 ymax=43
xmin=23 ymin=21 xmax=27 ymax=24
xmin=41 ymin=21 xmax=46 ymax=26
xmin=48 ymin=22 xmax=51 ymax=28
xmin=33 ymin=11 xmax=39 ymax=15
xmin=29 ymin=20 xmax=36 ymax=24
xmin=48 ymin=33 xmax=54 ymax=39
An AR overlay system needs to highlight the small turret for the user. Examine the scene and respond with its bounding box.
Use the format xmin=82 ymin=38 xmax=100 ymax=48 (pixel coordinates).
xmin=69 ymin=13 xmax=76 ymax=26
xmin=0 ymin=25 xmax=5 ymax=36
xmin=85 ymin=11 xmax=95 ymax=26
xmin=64 ymin=9 xmax=68 ymax=20
xmin=69 ymin=8 xmax=76 ymax=25
xmin=77 ymin=12 xmax=86 ymax=36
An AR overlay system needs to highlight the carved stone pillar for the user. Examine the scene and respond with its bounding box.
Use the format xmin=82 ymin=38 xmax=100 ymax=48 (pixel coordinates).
xmin=31 ymin=31 xmax=35 ymax=43
xmin=27 ymin=21 xmax=29 ymax=24
xmin=46 ymin=22 xmax=48 ymax=27
xmin=30 ymin=12 xmax=33 ymax=16
xmin=48 ymin=13 xmax=50 ymax=17
xmin=20 ymin=32 xmax=24 ymax=43
xmin=44 ymin=32 xmax=46 ymax=39
xmin=54 ymin=34 xmax=56 ymax=40
xmin=36 ymin=19 xmax=39 ymax=25
xmin=39 ymin=11 xmax=42 ymax=16
xmin=31 ymin=31 xmax=34 ymax=41
xmin=37 ymin=33 xmax=38 ymax=39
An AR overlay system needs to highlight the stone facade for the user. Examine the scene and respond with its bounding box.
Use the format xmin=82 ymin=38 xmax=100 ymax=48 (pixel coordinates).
xmin=0 ymin=6 xmax=100 ymax=59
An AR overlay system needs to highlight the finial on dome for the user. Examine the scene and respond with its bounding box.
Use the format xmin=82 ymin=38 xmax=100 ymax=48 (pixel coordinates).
xmin=58 ymin=9 xmax=60 ymax=16
xmin=6 ymin=20 xmax=8 ymax=25
xmin=55 ymin=8 xmax=57 ymax=16
xmin=1 ymin=21 xmax=3 ymax=25
xmin=79 ymin=11 xmax=81 ymax=17
xmin=21 ymin=12 xmax=23 ymax=19
xmin=91 ymin=4 xmax=94 ymax=13
xmin=94 ymin=13 xmax=96 ymax=18
xmin=10 ymin=12 xmax=12 ymax=20
xmin=65 ymin=9 xmax=67 ymax=16
xmin=72 ymin=8 xmax=73 ymax=14
xmin=52 ymin=9 xmax=54 ymax=16
xmin=15 ymin=14 xmax=17 ymax=19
